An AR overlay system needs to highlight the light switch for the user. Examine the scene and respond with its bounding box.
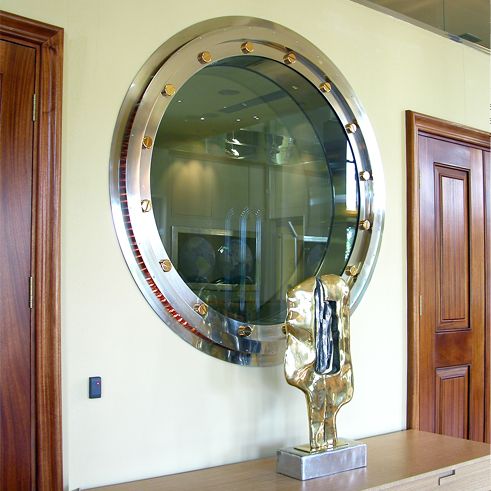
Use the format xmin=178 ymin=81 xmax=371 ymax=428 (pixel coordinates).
xmin=89 ymin=376 xmax=102 ymax=399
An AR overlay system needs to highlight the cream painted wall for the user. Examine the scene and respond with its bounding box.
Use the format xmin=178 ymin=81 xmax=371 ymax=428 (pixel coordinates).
xmin=2 ymin=0 xmax=489 ymax=489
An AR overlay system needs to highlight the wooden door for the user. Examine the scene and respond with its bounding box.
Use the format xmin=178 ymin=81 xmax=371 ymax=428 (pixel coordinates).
xmin=0 ymin=11 xmax=63 ymax=490
xmin=419 ymin=136 xmax=485 ymax=441
xmin=407 ymin=112 xmax=490 ymax=443
xmin=0 ymin=39 xmax=36 ymax=491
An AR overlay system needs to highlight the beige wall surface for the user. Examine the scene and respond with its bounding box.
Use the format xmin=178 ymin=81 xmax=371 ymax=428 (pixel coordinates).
xmin=2 ymin=0 xmax=489 ymax=489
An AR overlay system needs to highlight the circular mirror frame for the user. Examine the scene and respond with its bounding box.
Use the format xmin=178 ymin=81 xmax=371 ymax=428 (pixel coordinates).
xmin=109 ymin=16 xmax=385 ymax=366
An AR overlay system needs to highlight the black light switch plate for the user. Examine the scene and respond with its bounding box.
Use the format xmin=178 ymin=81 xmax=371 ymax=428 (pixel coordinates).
xmin=89 ymin=376 xmax=102 ymax=398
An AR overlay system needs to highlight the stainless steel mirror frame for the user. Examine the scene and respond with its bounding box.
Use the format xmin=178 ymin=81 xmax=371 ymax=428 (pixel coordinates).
xmin=109 ymin=16 xmax=385 ymax=366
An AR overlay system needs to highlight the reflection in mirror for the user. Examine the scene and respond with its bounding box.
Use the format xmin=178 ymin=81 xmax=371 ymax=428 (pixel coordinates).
xmin=150 ymin=56 xmax=359 ymax=325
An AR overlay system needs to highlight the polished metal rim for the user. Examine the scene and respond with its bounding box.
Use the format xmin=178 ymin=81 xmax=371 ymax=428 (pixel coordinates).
xmin=109 ymin=16 xmax=385 ymax=366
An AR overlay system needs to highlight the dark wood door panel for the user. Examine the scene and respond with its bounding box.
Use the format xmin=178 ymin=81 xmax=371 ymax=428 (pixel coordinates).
xmin=423 ymin=136 xmax=474 ymax=165
xmin=417 ymin=135 xmax=436 ymax=433
xmin=0 ymin=40 xmax=35 ymax=490
xmin=434 ymin=164 xmax=469 ymax=331
xmin=435 ymin=332 xmax=472 ymax=366
xmin=435 ymin=365 xmax=469 ymax=438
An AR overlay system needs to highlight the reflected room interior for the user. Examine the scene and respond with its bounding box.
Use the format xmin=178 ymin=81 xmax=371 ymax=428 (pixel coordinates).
xmin=150 ymin=56 xmax=360 ymax=326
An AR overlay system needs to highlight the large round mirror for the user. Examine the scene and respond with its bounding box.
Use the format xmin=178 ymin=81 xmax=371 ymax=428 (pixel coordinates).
xmin=151 ymin=55 xmax=359 ymax=326
xmin=110 ymin=17 xmax=384 ymax=366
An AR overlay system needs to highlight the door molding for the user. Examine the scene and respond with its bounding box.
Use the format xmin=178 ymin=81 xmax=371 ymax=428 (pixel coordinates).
xmin=484 ymin=151 xmax=490 ymax=443
xmin=0 ymin=11 xmax=63 ymax=490
xmin=406 ymin=111 xmax=490 ymax=438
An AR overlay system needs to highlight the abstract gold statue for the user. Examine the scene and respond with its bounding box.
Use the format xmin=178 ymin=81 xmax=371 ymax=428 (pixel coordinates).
xmin=284 ymin=274 xmax=353 ymax=453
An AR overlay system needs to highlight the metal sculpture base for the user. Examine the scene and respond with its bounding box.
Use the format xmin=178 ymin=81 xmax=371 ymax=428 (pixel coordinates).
xmin=276 ymin=439 xmax=367 ymax=481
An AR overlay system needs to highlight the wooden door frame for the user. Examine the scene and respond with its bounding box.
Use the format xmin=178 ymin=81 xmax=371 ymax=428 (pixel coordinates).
xmin=0 ymin=11 xmax=63 ymax=490
xmin=485 ymin=151 xmax=490 ymax=443
xmin=406 ymin=111 xmax=490 ymax=441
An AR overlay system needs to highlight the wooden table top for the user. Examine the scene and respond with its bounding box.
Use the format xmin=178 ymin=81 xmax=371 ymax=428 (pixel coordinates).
xmin=85 ymin=430 xmax=490 ymax=491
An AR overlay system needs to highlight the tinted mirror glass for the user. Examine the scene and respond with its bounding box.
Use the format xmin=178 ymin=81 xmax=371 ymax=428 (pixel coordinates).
xmin=150 ymin=55 xmax=359 ymax=325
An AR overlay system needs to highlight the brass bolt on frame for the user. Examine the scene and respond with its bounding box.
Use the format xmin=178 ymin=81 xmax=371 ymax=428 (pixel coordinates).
xmin=283 ymin=51 xmax=296 ymax=64
xmin=345 ymin=265 xmax=359 ymax=277
xmin=159 ymin=259 xmax=172 ymax=272
xmin=198 ymin=51 xmax=212 ymax=64
xmin=319 ymin=81 xmax=332 ymax=93
xmin=162 ymin=84 xmax=176 ymax=97
xmin=141 ymin=199 xmax=152 ymax=212
xmin=345 ymin=122 xmax=357 ymax=134
xmin=237 ymin=325 xmax=252 ymax=337
xmin=142 ymin=136 xmax=153 ymax=149
xmin=359 ymin=219 xmax=371 ymax=231
xmin=193 ymin=303 xmax=208 ymax=316
xmin=359 ymin=170 xmax=371 ymax=181
xmin=241 ymin=41 xmax=254 ymax=54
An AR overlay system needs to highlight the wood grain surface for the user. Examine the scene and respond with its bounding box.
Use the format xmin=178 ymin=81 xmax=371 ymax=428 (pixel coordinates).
xmin=485 ymin=150 xmax=490 ymax=444
xmin=0 ymin=10 xmax=64 ymax=491
xmin=435 ymin=366 xmax=469 ymax=438
xmin=405 ymin=111 xmax=490 ymax=444
xmin=84 ymin=431 xmax=490 ymax=491
xmin=435 ymin=165 xmax=469 ymax=330
xmin=0 ymin=37 xmax=36 ymax=491
xmin=421 ymin=137 xmax=485 ymax=442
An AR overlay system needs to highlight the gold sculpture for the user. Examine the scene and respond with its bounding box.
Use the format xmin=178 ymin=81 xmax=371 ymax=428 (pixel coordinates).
xmin=284 ymin=274 xmax=353 ymax=453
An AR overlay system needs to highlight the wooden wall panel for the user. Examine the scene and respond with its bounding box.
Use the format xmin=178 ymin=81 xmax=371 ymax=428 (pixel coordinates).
xmin=435 ymin=365 xmax=469 ymax=438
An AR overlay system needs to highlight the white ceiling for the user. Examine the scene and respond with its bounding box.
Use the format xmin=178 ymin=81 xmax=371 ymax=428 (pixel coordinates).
xmin=368 ymin=0 xmax=490 ymax=48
